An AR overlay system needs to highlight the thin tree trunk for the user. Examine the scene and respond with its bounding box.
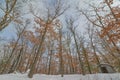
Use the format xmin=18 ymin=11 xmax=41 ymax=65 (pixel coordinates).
xmin=71 ymin=30 xmax=85 ymax=75
xmin=28 ymin=25 xmax=48 ymax=78
xmin=59 ymin=29 xmax=64 ymax=77
xmin=82 ymin=45 xmax=92 ymax=74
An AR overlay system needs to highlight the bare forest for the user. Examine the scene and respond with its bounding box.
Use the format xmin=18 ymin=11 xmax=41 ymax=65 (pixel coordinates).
xmin=0 ymin=0 xmax=120 ymax=78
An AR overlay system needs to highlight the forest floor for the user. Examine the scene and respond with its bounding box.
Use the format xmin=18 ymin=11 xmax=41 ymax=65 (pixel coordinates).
xmin=0 ymin=72 xmax=120 ymax=80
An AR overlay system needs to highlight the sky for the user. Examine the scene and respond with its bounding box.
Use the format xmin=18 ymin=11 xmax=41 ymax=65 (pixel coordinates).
xmin=0 ymin=0 xmax=108 ymax=41
xmin=0 ymin=0 xmax=119 ymax=57
xmin=0 ymin=0 xmax=71 ymax=39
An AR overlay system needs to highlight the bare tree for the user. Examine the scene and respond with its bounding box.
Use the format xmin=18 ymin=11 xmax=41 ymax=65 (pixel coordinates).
xmin=28 ymin=0 xmax=68 ymax=78
xmin=1 ymin=23 xmax=27 ymax=74
xmin=66 ymin=18 xmax=85 ymax=75
xmin=0 ymin=0 xmax=17 ymax=31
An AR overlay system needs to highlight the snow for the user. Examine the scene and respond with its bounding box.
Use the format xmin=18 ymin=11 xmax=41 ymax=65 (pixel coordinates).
xmin=0 ymin=73 xmax=120 ymax=80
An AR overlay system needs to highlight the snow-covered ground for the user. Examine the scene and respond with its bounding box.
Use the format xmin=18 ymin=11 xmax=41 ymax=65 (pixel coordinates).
xmin=0 ymin=73 xmax=120 ymax=80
